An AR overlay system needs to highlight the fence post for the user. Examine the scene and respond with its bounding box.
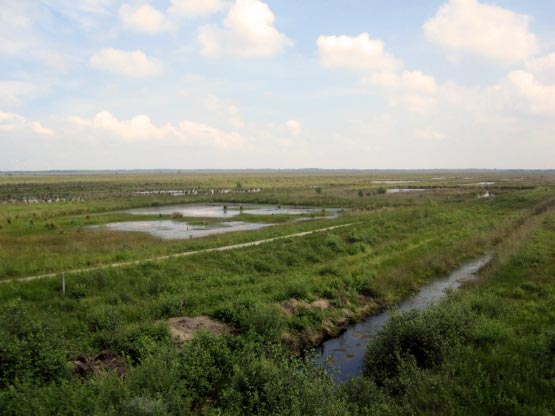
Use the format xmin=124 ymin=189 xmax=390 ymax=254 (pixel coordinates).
xmin=62 ymin=272 xmax=65 ymax=296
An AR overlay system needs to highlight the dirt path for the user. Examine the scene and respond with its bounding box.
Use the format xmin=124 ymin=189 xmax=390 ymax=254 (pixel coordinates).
xmin=3 ymin=223 xmax=354 ymax=284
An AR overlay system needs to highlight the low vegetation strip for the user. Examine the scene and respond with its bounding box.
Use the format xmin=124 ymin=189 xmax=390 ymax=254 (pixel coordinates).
xmin=2 ymin=223 xmax=355 ymax=283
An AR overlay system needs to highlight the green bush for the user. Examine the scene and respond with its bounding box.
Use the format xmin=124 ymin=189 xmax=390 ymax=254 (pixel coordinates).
xmin=177 ymin=332 xmax=233 ymax=407
xmin=325 ymin=233 xmax=345 ymax=253
xmin=0 ymin=300 xmax=68 ymax=388
xmin=365 ymin=298 xmax=473 ymax=391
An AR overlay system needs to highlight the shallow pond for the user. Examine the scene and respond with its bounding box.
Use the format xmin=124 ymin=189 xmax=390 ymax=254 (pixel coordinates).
xmin=371 ymin=180 xmax=421 ymax=184
xmin=316 ymin=255 xmax=492 ymax=383
xmin=99 ymin=220 xmax=270 ymax=240
xmin=126 ymin=204 xmax=332 ymax=218
xmin=97 ymin=204 xmax=340 ymax=239
xmin=386 ymin=188 xmax=425 ymax=194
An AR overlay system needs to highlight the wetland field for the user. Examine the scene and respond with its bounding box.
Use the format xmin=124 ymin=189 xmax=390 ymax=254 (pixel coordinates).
xmin=1 ymin=170 xmax=555 ymax=415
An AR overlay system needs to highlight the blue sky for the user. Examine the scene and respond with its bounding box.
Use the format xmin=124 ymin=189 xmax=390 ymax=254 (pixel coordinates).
xmin=1 ymin=0 xmax=554 ymax=170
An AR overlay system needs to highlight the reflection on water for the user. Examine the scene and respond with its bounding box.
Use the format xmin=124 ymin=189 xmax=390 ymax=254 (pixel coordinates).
xmin=126 ymin=204 xmax=334 ymax=218
xmin=98 ymin=220 xmax=270 ymax=240
xmin=371 ymin=180 xmax=421 ymax=184
xmin=317 ymin=255 xmax=492 ymax=383
xmin=386 ymin=188 xmax=425 ymax=193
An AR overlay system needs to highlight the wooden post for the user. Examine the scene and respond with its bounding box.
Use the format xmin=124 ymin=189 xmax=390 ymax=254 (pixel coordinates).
xmin=62 ymin=272 xmax=65 ymax=296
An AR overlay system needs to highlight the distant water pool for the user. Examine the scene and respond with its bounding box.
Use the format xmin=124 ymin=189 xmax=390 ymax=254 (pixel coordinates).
xmin=98 ymin=220 xmax=270 ymax=240
xmin=125 ymin=204 xmax=335 ymax=218
xmin=95 ymin=204 xmax=341 ymax=240
xmin=386 ymin=188 xmax=425 ymax=194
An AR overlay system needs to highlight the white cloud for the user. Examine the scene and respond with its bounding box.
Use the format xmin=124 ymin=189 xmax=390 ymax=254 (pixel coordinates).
xmin=119 ymin=4 xmax=173 ymax=34
xmin=68 ymin=111 xmax=245 ymax=148
xmin=90 ymin=48 xmax=162 ymax=77
xmin=0 ymin=81 xmax=40 ymax=107
xmin=318 ymin=33 xmax=436 ymax=114
xmin=0 ymin=2 xmax=35 ymax=55
xmin=285 ymin=120 xmax=301 ymax=136
xmin=424 ymin=0 xmax=538 ymax=64
xmin=40 ymin=51 xmax=71 ymax=73
xmin=317 ymin=33 xmax=401 ymax=72
xmin=507 ymin=70 xmax=555 ymax=116
xmin=363 ymin=70 xmax=437 ymax=95
xmin=414 ymin=127 xmax=446 ymax=141
xmin=31 ymin=121 xmax=54 ymax=136
xmin=178 ymin=120 xmax=245 ymax=148
xmin=69 ymin=111 xmax=174 ymax=141
xmin=0 ymin=112 xmax=26 ymax=132
xmin=169 ymin=0 xmax=228 ymax=17
xmin=198 ymin=0 xmax=292 ymax=58
xmin=394 ymin=94 xmax=437 ymax=115
xmin=0 ymin=111 xmax=53 ymax=136
xmin=526 ymin=53 xmax=555 ymax=84
xmin=203 ymin=95 xmax=245 ymax=128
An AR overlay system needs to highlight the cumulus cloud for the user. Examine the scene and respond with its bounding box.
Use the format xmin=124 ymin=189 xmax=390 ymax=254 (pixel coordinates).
xmin=507 ymin=70 xmax=555 ymax=116
xmin=69 ymin=111 xmax=174 ymax=141
xmin=90 ymin=48 xmax=162 ymax=77
xmin=317 ymin=33 xmax=401 ymax=72
xmin=119 ymin=4 xmax=173 ymax=34
xmin=169 ymin=0 xmax=228 ymax=17
xmin=526 ymin=53 xmax=555 ymax=84
xmin=68 ymin=111 xmax=245 ymax=148
xmin=423 ymin=0 xmax=538 ymax=64
xmin=198 ymin=0 xmax=292 ymax=58
xmin=393 ymin=94 xmax=437 ymax=115
xmin=203 ymin=95 xmax=245 ymax=128
xmin=363 ymin=70 xmax=437 ymax=95
xmin=0 ymin=81 xmax=40 ymax=107
xmin=0 ymin=111 xmax=53 ymax=136
xmin=285 ymin=120 xmax=301 ymax=136
xmin=318 ymin=33 xmax=436 ymax=114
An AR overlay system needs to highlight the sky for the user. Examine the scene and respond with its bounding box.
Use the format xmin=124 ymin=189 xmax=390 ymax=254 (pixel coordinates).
xmin=1 ymin=0 xmax=554 ymax=171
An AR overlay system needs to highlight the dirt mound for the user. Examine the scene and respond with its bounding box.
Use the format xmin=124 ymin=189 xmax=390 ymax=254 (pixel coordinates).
xmin=73 ymin=350 xmax=126 ymax=378
xmin=280 ymin=299 xmax=309 ymax=314
xmin=311 ymin=299 xmax=330 ymax=309
xmin=168 ymin=316 xmax=229 ymax=344
xmin=280 ymin=298 xmax=331 ymax=314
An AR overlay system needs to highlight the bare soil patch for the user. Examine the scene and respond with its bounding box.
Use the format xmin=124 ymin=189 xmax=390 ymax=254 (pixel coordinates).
xmin=168 ymin=316 xmax=230 ymax=344
xmin=280 ymin=298 xmax=331 ymax=315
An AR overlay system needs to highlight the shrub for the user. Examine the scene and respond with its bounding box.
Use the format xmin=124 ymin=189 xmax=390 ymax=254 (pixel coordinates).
xmin=0 ymin=300 xmax=68 ymax=387
xmin=325 ymin=233 xmax=345 ymax=253
xmin=364 ymin=298 xmax=474 ymax=392
xmin=177 ymin=332 xmax=233 ymax=406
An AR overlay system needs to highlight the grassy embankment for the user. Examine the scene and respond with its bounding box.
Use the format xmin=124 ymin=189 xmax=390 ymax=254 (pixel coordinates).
xmin=357 ymin=204 xmax=555 ymax=415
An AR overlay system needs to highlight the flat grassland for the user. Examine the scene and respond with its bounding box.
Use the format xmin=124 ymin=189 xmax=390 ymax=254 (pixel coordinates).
xmin=1 ymin=171 xmax=554 ymax=415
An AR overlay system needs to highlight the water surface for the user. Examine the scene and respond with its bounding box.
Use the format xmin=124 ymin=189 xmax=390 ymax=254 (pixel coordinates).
xmin=386 ymin=188 xmax=425 ymax=194
xmin=371 ymin=180 xmax=421 ymax=184
xmin=317 ymin=255 xmax=491 ymax=382
xmin=126 ymin=204 xmax=332 ymax=218
xmin=99 ymin=220 xmax=269 ymax=240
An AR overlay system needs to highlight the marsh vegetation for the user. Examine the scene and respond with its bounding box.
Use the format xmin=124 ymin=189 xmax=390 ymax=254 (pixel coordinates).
xmin=0 ymin=171 xmax=554 ymax=414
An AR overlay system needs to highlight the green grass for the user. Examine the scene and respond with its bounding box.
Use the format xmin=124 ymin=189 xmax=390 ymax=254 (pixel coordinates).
xmin=0 ymin=172 xmax=554 ymax=414
xmin=356 ymin=211 xmax=555 ymax=415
